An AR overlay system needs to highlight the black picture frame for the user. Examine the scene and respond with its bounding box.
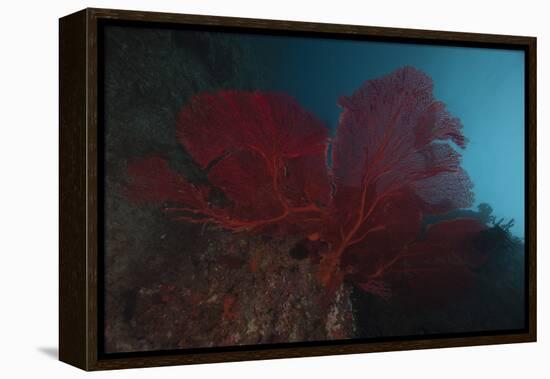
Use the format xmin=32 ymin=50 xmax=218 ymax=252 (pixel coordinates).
xmin=59 ymin=8 xmax=537 ymax=371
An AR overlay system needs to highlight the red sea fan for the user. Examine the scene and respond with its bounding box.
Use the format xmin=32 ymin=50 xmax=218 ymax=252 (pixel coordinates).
xmin=331 ymin=67 xmax=473 ymax=222
xmin=318 ymin=67 xmax=477 ymax=293
xmin=127 ymin=67 xmax=488 ymax=303
xmin=128 ymin=91 xmax=331 ymax=235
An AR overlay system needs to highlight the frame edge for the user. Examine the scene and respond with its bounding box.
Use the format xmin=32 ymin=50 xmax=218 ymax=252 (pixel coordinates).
xmin=526 ymin=36 xmax=537 ymax=343
xmin=85 ymin=7 xmax=536 ymax=45
xmin=59 ymin=8 xmax=89 ymax=371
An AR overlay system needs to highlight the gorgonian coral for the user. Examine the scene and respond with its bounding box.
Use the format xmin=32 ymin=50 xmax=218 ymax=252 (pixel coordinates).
xmin=127 ymin=67 xmax=489 ymax=303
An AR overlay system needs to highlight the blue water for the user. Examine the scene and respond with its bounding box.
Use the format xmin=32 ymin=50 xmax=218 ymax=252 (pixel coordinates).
xmin=238 ymin=34 xmax=525 ymax=238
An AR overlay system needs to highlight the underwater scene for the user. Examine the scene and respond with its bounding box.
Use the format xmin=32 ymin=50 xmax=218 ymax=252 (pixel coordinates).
xmin=101 ymin=24 xmax=526 ymax=353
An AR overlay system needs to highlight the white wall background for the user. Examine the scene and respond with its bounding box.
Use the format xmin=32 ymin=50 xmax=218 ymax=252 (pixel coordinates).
xmin=0 ymin=0 xmax=547 ymax=377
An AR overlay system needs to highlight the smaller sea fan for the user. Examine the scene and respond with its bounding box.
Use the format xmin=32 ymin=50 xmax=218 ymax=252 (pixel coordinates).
xmin=129 ymin=91 xmax=331 ymax=235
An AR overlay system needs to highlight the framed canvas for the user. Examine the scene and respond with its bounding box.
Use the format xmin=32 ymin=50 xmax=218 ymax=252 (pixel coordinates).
xmin=59 ymin=8 xmax=536 ymax=371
